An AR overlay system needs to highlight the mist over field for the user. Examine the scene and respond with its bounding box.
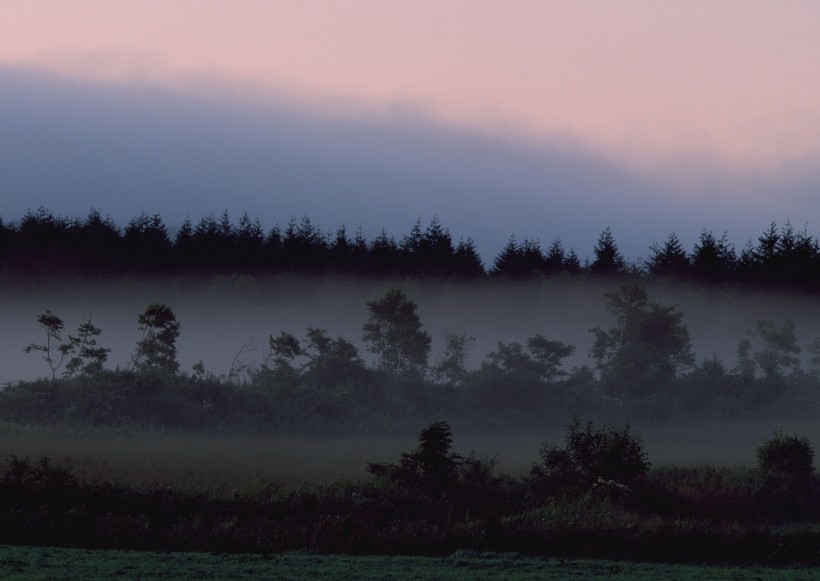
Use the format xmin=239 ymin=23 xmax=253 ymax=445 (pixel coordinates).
xmin=5 ymin=274 xmax=820 ymax=478
xmin=6 ymin=275 xmax=820 ymax=386
xmin=6 ymin=274 xmax=820 ymax=562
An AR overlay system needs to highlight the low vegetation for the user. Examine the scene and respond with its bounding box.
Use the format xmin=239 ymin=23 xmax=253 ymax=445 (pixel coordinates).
xmin=2 ymin=420 xmax=820 ymax=564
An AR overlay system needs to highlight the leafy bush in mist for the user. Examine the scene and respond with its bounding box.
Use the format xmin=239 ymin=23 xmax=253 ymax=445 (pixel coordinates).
xmin=754 ymin=430 xmax=819 ymax=518
xmin=757 ymin=430 xmax=815 ymax=479
xmin=531 ymin=417 xmax=649 ymax=495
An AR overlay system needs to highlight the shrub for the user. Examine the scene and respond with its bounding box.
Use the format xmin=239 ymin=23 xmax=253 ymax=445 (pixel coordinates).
xmin=531 ymin=417 xmax=649 ymax=494
xmin=755 ymin=430 xmax=818 ymax=519
xmin=756 ymin=430 xmax=815 ymax=479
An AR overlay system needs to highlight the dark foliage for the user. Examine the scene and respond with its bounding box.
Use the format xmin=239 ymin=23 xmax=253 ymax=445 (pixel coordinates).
xmin=362 ymin=289 xmax=432 ymax=379
xmin=754 ymin=431 xmax=820 ymax=519
xmin=3 ymin=423 xmax=820 ymax=562
xmin=646 ymin=233 xmax=690 ymax=279
xmin=4 ymin=208 xmax=820 ymax=289
xmin=531 ymin=417 xmax=650 ymax=495
xmin=132 ymin=304 xmax=181 ymax=376
xmin=757 ymin=430 xmax=816 ymax=479
xmin=10 ymin=283 xmax=820 ymax=433
xmin=590 ymin=227 xmax=626 ymax=276
xmin=367 ymin=421 xmax=462 ymax=496
xmin=590 ymin=284 xmax=694 ymax=402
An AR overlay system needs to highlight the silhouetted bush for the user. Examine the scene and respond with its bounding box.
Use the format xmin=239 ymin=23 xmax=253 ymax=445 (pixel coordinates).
xmin=531 ymin=417 xmax=650 ymax=496
xmin=754 ymin=430 xmax=819 ymax=519
xmin=757 ymin=430 xmax=815 ymax=479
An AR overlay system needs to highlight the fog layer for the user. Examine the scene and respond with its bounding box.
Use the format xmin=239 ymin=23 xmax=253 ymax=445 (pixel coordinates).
xmin=6 ymin=276 xmax=820 ymax=386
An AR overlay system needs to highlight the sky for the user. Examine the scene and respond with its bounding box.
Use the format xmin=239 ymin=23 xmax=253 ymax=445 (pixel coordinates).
xmin=2 ymin=1 xmax=820 ymax=263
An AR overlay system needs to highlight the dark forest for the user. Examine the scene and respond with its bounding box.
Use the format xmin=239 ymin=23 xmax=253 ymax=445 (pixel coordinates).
xmin=0 ymin=207 xmax=816 ymax=288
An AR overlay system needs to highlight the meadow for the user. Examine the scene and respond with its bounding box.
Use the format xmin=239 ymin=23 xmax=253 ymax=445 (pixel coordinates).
xmin=4 ymin=274 xmax=820 ymax=565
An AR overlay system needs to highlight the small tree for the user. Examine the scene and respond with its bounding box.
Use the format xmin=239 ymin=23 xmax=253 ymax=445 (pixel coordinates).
xmin=64 ymin=318 xmax=110 ymax=378
xmin=646 ymin=232 xmax=690 ymax=278
xmin=132 ymin=303 xmax=181 ymax=375
xmin=692 ymin=229 xmax=736 ymax=283
xmin=257 ymin=331 xmax=304 ymax=389
xmin=526 ymin=335 xmax=575 ymax=381
xmin=368 ymin=420 xmax=462 ymax=495
xmin=362 ymin=289 xmax=431 ymax=378
xmin=482 ymin=336 xmax=574 ymax=384
xmin=590 ymin=226 xmax=625 ymax=275
xmin=590 ymin=284 xmax=693 ymax=400
xmin=431 ymin=332 xmax=475 ymax=385
xmin=25 ymin=310 xmax=74 ymax=380
xmin=303 ymin=327 xmax=367 ymax=388
xmin=268 ymin=331 xmax=303 ymax=365
xmin=746 ymin=320 xmax=801 ymax=382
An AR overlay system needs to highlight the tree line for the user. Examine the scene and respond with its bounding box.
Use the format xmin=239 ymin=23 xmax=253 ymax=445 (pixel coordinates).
xmin=2 ymin=207 xmax=820 ymax=288
xmin=8 ymin=285 xmax=820 ymax=431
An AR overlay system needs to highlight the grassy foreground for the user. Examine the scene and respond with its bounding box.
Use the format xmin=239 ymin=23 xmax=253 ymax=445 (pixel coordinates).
xmin=0 ymin=546 xmax=818 ymax=581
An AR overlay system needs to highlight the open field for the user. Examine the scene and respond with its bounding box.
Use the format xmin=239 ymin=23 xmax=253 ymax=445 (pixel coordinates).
xmin=1 ymin=545 xmax=818 ymax=581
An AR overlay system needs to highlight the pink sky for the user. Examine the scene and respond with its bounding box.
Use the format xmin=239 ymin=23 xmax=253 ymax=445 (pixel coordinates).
xmin=3 ymin=1 xmax=819 ymax=169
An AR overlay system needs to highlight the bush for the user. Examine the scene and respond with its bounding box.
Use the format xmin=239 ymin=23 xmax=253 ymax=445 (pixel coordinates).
xmin=531 ymin=417 xmax=649 ymax=495
xmin=756 ymin=430 xmax=815 ymax=479
xmin=755 ymin=430 xmax=818 ymax=519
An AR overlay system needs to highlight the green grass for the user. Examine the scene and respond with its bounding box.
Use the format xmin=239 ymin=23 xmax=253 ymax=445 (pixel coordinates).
xmin=0 ymin=545 xmax=817 ymax=581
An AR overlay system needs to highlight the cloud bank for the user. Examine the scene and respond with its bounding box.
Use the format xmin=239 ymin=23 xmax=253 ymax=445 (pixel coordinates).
xmin=1 ymin=65 xmax=818 ymax=263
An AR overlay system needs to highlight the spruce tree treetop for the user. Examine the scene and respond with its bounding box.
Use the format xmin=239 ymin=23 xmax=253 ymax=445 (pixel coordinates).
xmin=591 ymin=226 xmax=625 ymax=276
xmin=646 ymin=232 xmax=690 ymax=278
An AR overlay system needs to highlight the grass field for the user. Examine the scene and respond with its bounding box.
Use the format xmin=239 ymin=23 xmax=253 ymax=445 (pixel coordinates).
xmin=1 ymin=545 xmax=818 ymax=581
